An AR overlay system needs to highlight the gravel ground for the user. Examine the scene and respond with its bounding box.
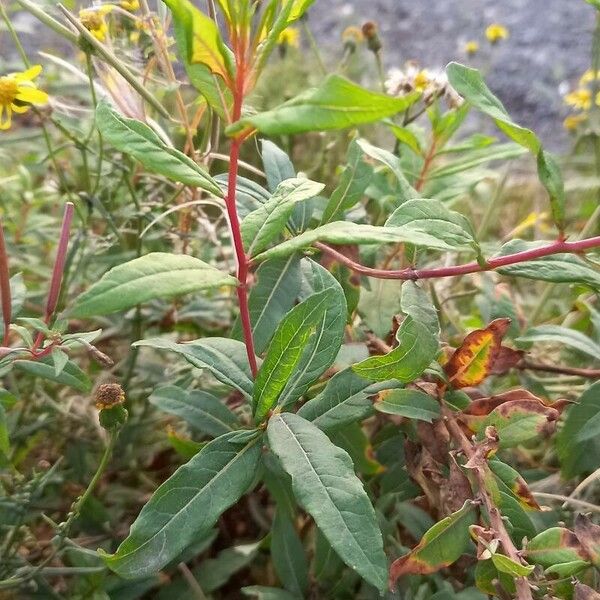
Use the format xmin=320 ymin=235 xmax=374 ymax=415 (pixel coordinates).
xmin=1 ymin=0 xmax=595 ymax=150
xmin=309 ymin=0 xmax=595 ymax=150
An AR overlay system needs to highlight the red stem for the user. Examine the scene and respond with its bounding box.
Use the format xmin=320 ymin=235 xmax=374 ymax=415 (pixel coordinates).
xmin=0 ymin=220 xmax=12 ymax=346
xmin=314 ymin=236 xmax=600 ymax=281
xmin=226 ymin=32 xmax=258 ymax=377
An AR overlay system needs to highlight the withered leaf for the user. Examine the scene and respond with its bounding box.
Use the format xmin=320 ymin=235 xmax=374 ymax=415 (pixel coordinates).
xmin=574 ymin=514 xmax=600 ymax=569
xmin=444 ymin=318 xmax=512 ymax=388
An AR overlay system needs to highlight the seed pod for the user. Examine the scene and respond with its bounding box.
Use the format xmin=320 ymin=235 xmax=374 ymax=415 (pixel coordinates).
xmin=361 ymin=21 xmax=382 ymax=53
xmin=94 ymin=383 xmax=128 ymax=430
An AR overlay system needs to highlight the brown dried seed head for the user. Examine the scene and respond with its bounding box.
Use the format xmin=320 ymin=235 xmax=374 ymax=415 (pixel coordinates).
xmin=94 ymin=383 xmax=125 ymax=410
xmin=361 ymin=21 xmax=378 ymax=39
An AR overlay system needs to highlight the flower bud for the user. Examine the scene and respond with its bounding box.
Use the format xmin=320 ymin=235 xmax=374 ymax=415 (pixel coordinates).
xmin=94 ymin=383 xmax=127 ymax=430
xmin=361 ymin=21 xmax=382 ymax=54
xmin=342 ymin=26 xmax=363 ymax=54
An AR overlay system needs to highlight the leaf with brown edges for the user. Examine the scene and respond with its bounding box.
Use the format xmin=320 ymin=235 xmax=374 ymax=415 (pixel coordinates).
xmin=444 ymin=318 xmax=512 ymax=388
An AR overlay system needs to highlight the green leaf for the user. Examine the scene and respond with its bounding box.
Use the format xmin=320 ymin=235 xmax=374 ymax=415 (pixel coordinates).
xmin=526 ymin=527 xmax=590 ymax=568
xmin=253 ymin=221 xmax=467 ymax=263
xmin=356 ymin=138 xmax=419 ymax=202
xmin=15 ymin=358 xmax=91 ymax=392
xmin=374 ymin=389 xmax=440 ymax=422
xmin=496 ymin=240 xmax=600 ymax=289
xmin=70 ymin=253 xmax=236 ymax=318
xmin=329 ymin=422 xmax=384 ymax=475
xmin=517 ymin=325 xmax=600 ymax=362
xmin=401 ymin=281 xmax=440 ymax=337
xmin=557 ymin=381 xmax=600 ymax=478
xmin=235 ymin=255 xmax=302 ymax=355
xmin=101 ymin=431 xmax=262 ymax=578
xmin=387 ymin=123 xmax=423 ymax=155
xmin=228 ymin=75 xmax=420 ymax=136
xmin=150 ymin=385 xmax=238 ymax=437
xmin=389 ymin=501 xmax=476 ymax=584
xmin=271 ymin=511 xmax=309 ymax=596
xmin=386 ymin=198 xmax=478 ymax=251
xmin=321 ymin=141 xmax=373 ymax=224
xmin=242 ymin=178 xmax=324 ymax=256
xmin=491 ymin=554 xmax=534 ymax=577
xmin=253 ymin=288 xmax=336 ymax=423
xmin=446 ymin=62 xmax=565 ymax=230
xmin=357 ymin=278 xmax=402 ymax=338
xmin=262 ymin=140 xmax=296 ymax=192
xmin=162 ymin=0 xmax=231 ymax=117
xmin=275 ymin=259 xmax=347 ymax=411
xmin=267 ymin=413 xmax=387 ymax=591
xmin=162 ymin=0 xmax=231 ymax=81
xmin=96 ymin=102 xmax=222 ymax=196
xmin=297 ymin=368 xmax=396 ymax=431
xmin=134 ymin=337 xmax=255 ymax=399
xmin=352 ymin=317 xmax=438 ymax=382
xmin=51 ymin=348 xmax=69 ymax=377
xmin=0 ymin=403 xmax=9 ymax=457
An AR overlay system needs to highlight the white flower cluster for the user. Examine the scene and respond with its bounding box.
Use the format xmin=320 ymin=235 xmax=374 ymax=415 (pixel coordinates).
xmin=385 ymin=61 xmax=463 ymax=109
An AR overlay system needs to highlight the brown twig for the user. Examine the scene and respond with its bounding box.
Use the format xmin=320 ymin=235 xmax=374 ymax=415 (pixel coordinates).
xmin=519 ymin=360 xmax=600 ymax=379
xmin=442 ymin=406 xmax=533 ymax=600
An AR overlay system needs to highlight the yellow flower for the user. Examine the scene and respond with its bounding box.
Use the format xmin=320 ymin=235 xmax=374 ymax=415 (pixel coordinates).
xmin=563 ymin=113 xmax=587 ymax=131
xmin=580 ymin=69 xmax=600 ymax=85
xmin=564 ymin=88 xmax=592 ymax=110
xmin=485 ymin=23 xmax=509 ymax=44
xmin=278 ymin=27 xmax=300 ymax=48
xmin=0 ymin=65 xmax=49 ymax=131
xmin=413 ymin=69 xmax=431 ymax=92
xmin=464 ymin=40 xmax=479 ymax=55
xmin=120 ymin=0 xmax=139 ymax=9
xmin=79 ymin=5 xmax=114 ymax=42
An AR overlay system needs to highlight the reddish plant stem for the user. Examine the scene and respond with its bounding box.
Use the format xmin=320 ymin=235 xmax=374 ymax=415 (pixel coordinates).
xmin=520 ymin=360 xmax=600 ymax=379
xmin=225 ymin=32 xmax=258 ymax=377
xmin=0 ymin=220 xmax=12 ymax=346
xmin=314 ymin=235 xmax=600 ymax=281
xmin=415 ymin=138 xmax=437 ymax=192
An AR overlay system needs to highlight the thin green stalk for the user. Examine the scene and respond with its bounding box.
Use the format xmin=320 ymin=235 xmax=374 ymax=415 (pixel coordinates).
xmin=301 ymin=18 xmax=327 ymax=75
xmin=13 ymin=0 xmax=78 ymax=45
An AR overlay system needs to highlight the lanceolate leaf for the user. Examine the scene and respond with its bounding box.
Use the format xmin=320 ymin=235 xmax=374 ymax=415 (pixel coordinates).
xmin=297 ymin=368 xmax=396 ymax=431
xmin=235 ymin=255 xmax=302 ymax=355
xmin=253 ymin=288 xmax=336 ymax=423
xmin=496 ymin=240 xmax=600 ymax=289
xmin=134 ymin=337 xmax=255 ymax=399
xmin=253 ymin=221 xmax=462 ymax=263
xmin=162 ymin=0 xmax=232 ymax=81
xmin=321 ymin=141 xmax=373 ymax=224
xmin=401 ymin=281 xmax=440 ymax=337
xmin=444 ymin=318 xmax=511 ymax=388
xmin=374 ymin=389 xmax=441 ymax=422
xmin=242 ymin=178 xmax=324 ymax=256
xmin=276 ymin=260 xmax=346 ymax=411
xmin=353 ymin=317 xmax=438 ymax=383
xmin=557 ymin=381 xmax=600 ymax=478
xmin=96 ymin=102 xmax=222 ymax=196
xmin=389 ymin=501 xmax=476 ymax=587
xmin=162 ymin=0 xmax=231 ymax=116
xmin=446 ymin=62 xmax=565 ymax=230
xmin=70 ymin=253 xmax=236 ymax=318
xmin=386 ymin=198 xmax=479 ymax=251
xmin=15 ymin=358 xmax=91 ymax=392
xmin=149 ymin=385 xmax=238 ymax=438
xmin=271 ymin=511 xmax=309 ymax=596
xmin=267 ymin=413 xmax=388 ymax=591
xmin=517 ymin=325 xmax=600 ymax=362
xmin=228 ymin=75 xmax=420 ymax=137
xmin=526 ymin=527 xmax=590 ymax=568
xmin=101 ymin=432 xmax=262 ymax=578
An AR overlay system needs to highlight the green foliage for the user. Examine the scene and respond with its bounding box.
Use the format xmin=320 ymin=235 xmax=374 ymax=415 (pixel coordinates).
xmin=2 ymin=1 xmax=600 ymax=598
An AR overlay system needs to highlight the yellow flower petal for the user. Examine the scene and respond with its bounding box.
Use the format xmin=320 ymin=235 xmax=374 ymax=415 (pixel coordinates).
xmin=10 ymin=103 xmax=29 ymax=114
xmin=14 ymin=65 xmax=42 ymax=81
xmin=16 ymin=87 xmax=48 ymax=105
xmin=0 ymin=105 xmax=13 ymax=130
xmin=485 ymin=23 xmax=509 ymax=43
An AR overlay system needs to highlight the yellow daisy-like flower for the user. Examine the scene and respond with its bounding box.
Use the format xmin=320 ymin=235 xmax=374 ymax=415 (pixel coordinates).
xmin=564 ymin=88 xmax=592 ymax=110
xmin=464 ymin=40 xmax=479 ymax=55
xmin=0 ymin=65 xmax=49 ymax=131
xmin=563 ymin=113 xmax=587 ymax=131
xmin=278 ymin=27 xmax=300 ymax=48
xmin=120 ymin=0 xmax=139 ymax=9
xmin=79 ymin=5 xmax=114 ymax=42
xmin=485 ymin=23 xmax=509 ymax=44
